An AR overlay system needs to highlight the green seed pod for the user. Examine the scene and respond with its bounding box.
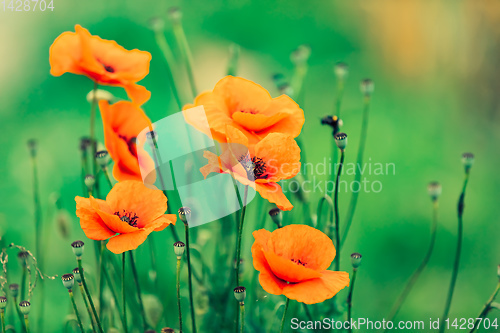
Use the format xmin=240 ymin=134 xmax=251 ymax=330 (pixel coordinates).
xmin=80 ymin=137 xmax=91 ymax=152
xmin=334 ymin=62 xmax=348 ymax=80
xmin=72 ymin=267 xmax=82 ymax=284
xmin=84 ymin=175 xmax=95 ymax=192
xmin=95 ymin=150 xmax=110 ymax=168
xmin=178 ymin=207 xmax=191 ymax=225
xmin=161 ymin=328 xmax=175 ymax=333
xmin=268 ymin=208 xmax=282 ymax=227
xmin=461 ymin=152 xmax=474 ymax=172
xmin=351 ymin=253 xmax=362 ymax=269
xmin=19 ymin=301 xmax=30 ymax=315
xmin=173 ymin=241 xmax=185 ymax=259
xmin=9 ymin=284 xmax=19 ymax=298
xmin=360 ymin=79 xmax=374 ymax=96
xmin=61 ymin=273 xmax=75 ymax=290
xmin=290 ymin=44 xmax=311 ymax=66
xmin=17 ymin=251 xmax=29 ymax=267
xmin=234 ymin=286 xmax=246 ymax=303
xmin=27 ymin=139 xmax=37 ymax=158
xmin=334 ymin=132 xmax=348 ymax=150
xmin=86 ymin=89 xmax=114 ymax=104
xmin=167 ymin=6 xmax=182 ymax=23
xmin=0 ymin=296 xmax=7 ymax=310
xmin=71 ymin=240 xmax=85 ymax=258
xmin=427 ymin=181 xmax=442 ymax=202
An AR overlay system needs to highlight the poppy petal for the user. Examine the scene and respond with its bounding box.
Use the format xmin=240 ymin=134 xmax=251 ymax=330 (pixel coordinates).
xmin=124 ymin=84 xmax=152 ymax=106
xmin=282 ymin=271 xmax=350 ymax=304
xmin=254 ymin=133 xmax=301 ymax=182
xmin=251 ymin=229 xmax=272 ymax=272
xmin=255 ymin=183 xmax=293 ymax=211
xmin=263 ymin=250 xmax=322 ymax=283
xmin=93 ymin=206 xmax=139 ymax=234
xmin=259 ymin=95 xmax=305 ymax=139
xmin=214 ymin=76 xmax=271 ymax=113
xmin=258 ymin=269 xmax=287 ymax=296
xmin=150 ymin=214 xmax=177 ymax=232
xmin=75 ymin=196 xmax=116 ymax=240
xmin=106 ymin=229 xmax=152 ymax=254
xmin=231 ymin=111 xmax=291 ymax=132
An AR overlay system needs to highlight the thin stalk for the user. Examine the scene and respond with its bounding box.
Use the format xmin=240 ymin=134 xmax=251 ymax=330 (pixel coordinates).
xmin=347 ymin=269 xmax=358 ymax=332
xmin=153 ymin=29 xmax=183 ymax=110
xmin=98 ymin=242 xmax=105 ymax=321
xmin=23 ymin=316 xmax=29 ymax=333
xmin=316 ymin=195 xmax=334 ymax=236
xmin=333 ymin=150 xmax=345 ymax=271
xmin=172 ymin=22 xmax=197 ymax=97
xmin=122 ymin=253 xmax=128 ymax=333
xmin=176 ymin=258 xmax=183 ymax=333
xmin=128 ymin=251 xmax=147 ymax=331
xmin=184 ymin=223 xmax=197 ymax=333
xmin=235 ymin=185 xmax=249 ymax=286
xmin=226 ymin=44 xmax=240 ymax=76
xmin=239 ymin=303 xmax=245 ymax=333
xmin=1 ymin=310 xmax=5 ymax=333
xmin=439 ymin=171 xmax=470 ymax=333
xmin=77 ymin=259 xmax=104 ymax=333
xmin=301 ymin=303 xmax=313 ymax=323
xmin=342 ymin=95 xmax=371 ymax=246
xmin=279 ymin=298 xmax=290 ymax=333
xmin=89 ymin=82 xmax=99 ymax=195
xmin=69 ymin=291 xmax=84 ymax=332
xmin=385 ymin=200 xmax=439 ymax=325
xmin=78 ymin=284 xmax=97 ymax=333
xmin=20 ymin=266 xmax=26 ymax=301
xmin=469 ymin=282 xmax=500 ymax=333
xmin=13 ymin=297 xmax=26 ymax=333
xmin=30 ymin=145 xmax=42 ymax=268
xmin=102 ymin=167 xmax=113 ymax=189
xmin=148 ymin=235 xmax=159 ymax=291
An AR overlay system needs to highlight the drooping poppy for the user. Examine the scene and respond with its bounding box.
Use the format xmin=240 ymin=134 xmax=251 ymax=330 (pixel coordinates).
xmin=183 ymin=76 xmax=305 ymax=146
xmin=252 ymin=224 xmax=349 ymax=304
xmin=75 ymin=181 xmax=176 ymax=254
xmin=200 ymin=125 xmax=300 ymax=211
xmin=49 ymin=24 xmax=151 ymax=105
xmin=99 ymin=100 xmax=155 ymax=183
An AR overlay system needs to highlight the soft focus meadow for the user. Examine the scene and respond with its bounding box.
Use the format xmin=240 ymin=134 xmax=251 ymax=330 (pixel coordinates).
xmin=1 ymin=1 xmax=500 ymax=333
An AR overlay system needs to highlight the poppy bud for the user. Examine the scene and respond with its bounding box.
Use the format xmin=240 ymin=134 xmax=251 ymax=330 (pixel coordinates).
xmin=17 ymin=251 xmax=29 ymax=266
xmin=95 ymin=150 xmax=110 ymax=168
xmin=461 ymin=152 xmax=474 ymax=172
xmin=269 ymin=208 xmax=282 ymax=228
xmin=86 ymin=89 xmax=114 ymax=104
xmin=9 ymin=284 xmax=19 ymax=298
xmin=19 ymin=301 xmax=30 ymax=315
xmin=290 ymin=44 xmax=311 ymax=65
xmin=334 ymin=62 xmax=348 ymax=80
xmin=72 ymin=267 xmax=82 ymax=284
xmin=161 ymin=328 xmax=175 ymax=333
xmin=334 ymin=132 xmax=348 ymax=150
xmin=360 ymin=79 xmax=374 ymax=96
xmin=71 ymin=240 xmax=85 ymax=258
xmin=234 ymin=286 xmax=246 ymax=303
xmin=84 ymin=175 xmax=95 ymax=192
xmin=0 ymin=296 xmax=7 ymax=310
xmin=80 ymin=137 xmax=91 ymax=152
xmin=61 ymin=273 xmax=75 ymax=290
xmin=178 ymin=207 xmax=191 ymax=225
xmin=351 ymin=253 xmax=362 ymax=269
xmin=27 ymin=139 xmax=37 ymax=158
xmin=173 ymin=241 xmax=185 ymax=259
xmin=427 ymin=181 xmax=442 ymax=202
xmin=167 ymin=6 xmax=182 ymax=23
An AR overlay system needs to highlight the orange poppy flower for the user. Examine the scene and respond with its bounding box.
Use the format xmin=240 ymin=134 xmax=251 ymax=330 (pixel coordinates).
xmin=252 ymin=225 xmax=350 ymax=304
xmin=100 ymin=100 xmax=155 ymax=183
xmin=75 ymin=181 xmax=176 ymax=254
xmin=183 ymin=76 xmax=305 ymax=146
xmin=200 ymin=125 xmax=300 ymax=211
xmin=49 ymin=24 xmax=151 ymax=105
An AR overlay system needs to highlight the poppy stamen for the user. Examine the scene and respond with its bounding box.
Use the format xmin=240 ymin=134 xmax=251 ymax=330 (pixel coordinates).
xmin=238 ymin=155 xmax=268 ymax=180
xmin=114 ymin=210 xmax=139 ymax=227
xmin=291 ymin=258 xmax=307 ymax=267
xmin=240 ymin=108 xmax=258 ymax=114
xmin=104 ymin=65 xmax=115 ymax=73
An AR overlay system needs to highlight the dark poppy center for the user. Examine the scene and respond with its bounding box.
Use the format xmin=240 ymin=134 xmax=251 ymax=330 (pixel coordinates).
xmin=114 ymin=210 xmax=139 ymax=227
xmin=238 ymin=155 xmax=268 ymax=180
xmin=104 ymin=65 xmax=115 ymax=73
xmin=240 ymin=108 xmax=258 ymax=114
xmin=291 ymin=258 xmax=307 ymax=267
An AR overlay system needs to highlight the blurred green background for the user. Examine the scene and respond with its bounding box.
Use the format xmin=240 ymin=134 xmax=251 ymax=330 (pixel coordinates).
xmin=1 ymin=0 xmax=500 ymax=332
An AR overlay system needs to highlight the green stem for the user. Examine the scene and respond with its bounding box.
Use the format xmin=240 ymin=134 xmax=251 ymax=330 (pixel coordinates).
xmin=172 ymin=22 xmax=197 ymax=98
xmin=439 ymin=171 xmax=470 ymax=333
xmin=153 ymin=30 xmax=183 ymax=110
xmin=128 ymin=251 xmax=147 ymax=331
xmin=341 ymin=95 xmax=371 ymax=247
xmin=69 ymin=291 xmax=84 ymax=332
xmin=279 ymin=298 xmax=290 ymax=333
xmin=79 ymin=284 xmax=97 ymax=333
xmin=102 ymin=167 xmax=113 ymax=189
xmin=469 ymin=282 xmax=500 ymax=333
xmin=1 ymin=310 xmax=5 ymax=333
xmin=77 ymin=258 xmax=104 ymax=333
xmin=226 ymin=44 xmax=240 ymax=76
xmin=301 ymin=303 xmax=313 ymax=323
xmin=347 ymin=269 xmax=358 ymax=332
xmin=185 ymin=224 xmax=197 ymax=333
xmin=89 ymin=81 xmax=99 ymax=196
xmin=30 ymin=148 xmax=42 ymax=269
xmin=122 ymin=253 xmax=128 ymax=333
xmin=98 ymin=242 xmax=105 ymax=321
xmin=20 ymin=266 xmax=26 ymax=301
xmin=176 ymin=258 xmax=183 ymax=333
xmin=235 ymin=185 xmax=249 ymax=286
xmin=13 ymin=297 xmax=26 ymax=333
xmin=316 ymin=195 xmax=334 ymax=236
xmin=386 ymin=200 xmax=439 ymax=325
xmin=24 ymin=316 xmax=29 ymax=333
xmin=333 ymin=150 xmax=345 ymax=271
xmin=101 ymin=266 xmax=124 ymax=329
xmin=239 ymin=303 xmax=245 ymax=333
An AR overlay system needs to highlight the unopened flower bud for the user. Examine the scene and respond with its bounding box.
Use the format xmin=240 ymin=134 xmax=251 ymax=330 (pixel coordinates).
xmin=72 ymin=268 xmax=82 ymax=284
xmin=291 ymin=44 xmax=311 ymax=65
xmin=9 ymin=284 xmax=19 ymax=298
xmin=19 ymin=301 xmax=30 ymax=315
xmin=17 ymin=251 xmax=29 ymax=266
xmin=360 ymin=79 xmax=374 ymax=96
xmin=178 ymin=207 xmax=191 ymax=225
xmin=334 ymin=62 xmax=348 ymax=80
xmin=27 ymin=139 xmax=37 ymax=158
xmin=334 ymin=132 xmax=348 ymax=150
xmin=161 ymin=328 xmax=175 ymax=333
xmin=95 ymin=150 xmax=110 ymax=168
xmin=174 ymin=241 xmax=185 ymax=259
xmin=351 ymin=253 xmax=362 ymax=269
xmin=84 ymin=175 xmax=95 ymax=192
xmin=71 ymin=240 xmax=85 ymax=258
xmin=234 ymin=286 xmax=246 ymax=303
xmin=167 ymin=6 xmax=182 ymax=23
xmin=0 ymin=296 xmax=7 ymax=310
xmin=80 ymin=137 xmax=91 ymax=152
xmin=86 ymin=89 xmax=114 ymax=104
xmin=462 ymin=153 xmax=474 ymax=172
xmin=269 ymin=208 xmax=282 ymax=227
xmin=427 ymin=181 xmax=442 ymax=202
xmin=61 ymin=273 xmax=75 ymax=290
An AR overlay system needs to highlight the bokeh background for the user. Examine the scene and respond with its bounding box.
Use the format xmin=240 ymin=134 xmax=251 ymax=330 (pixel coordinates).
xmin=1 ymin=0 xmax=500 ymax=332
